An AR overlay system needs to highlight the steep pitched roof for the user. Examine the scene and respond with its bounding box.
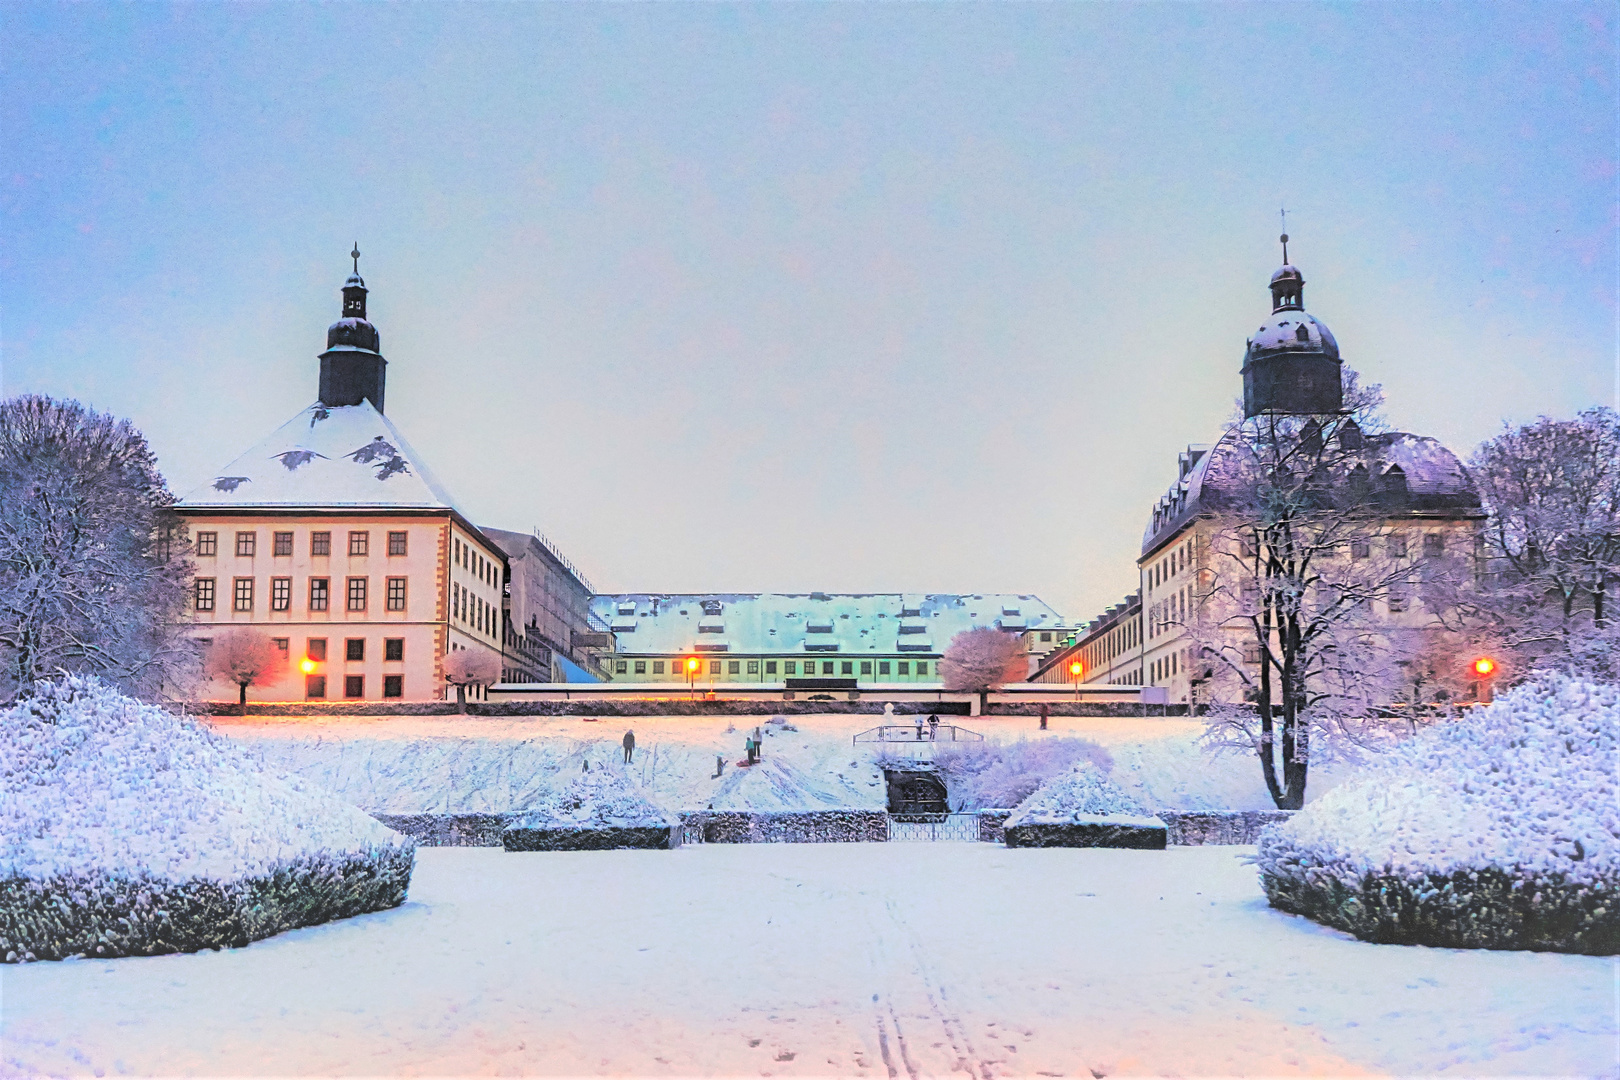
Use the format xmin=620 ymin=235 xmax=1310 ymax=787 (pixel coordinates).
xmin=176 ymin=401 xmax=465 ymax=513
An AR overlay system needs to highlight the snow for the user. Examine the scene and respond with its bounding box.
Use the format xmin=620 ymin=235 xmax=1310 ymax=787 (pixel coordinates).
xmin=1258 ymin=674 xmax=1619 ymax=888
xmin=3 ymin=844 xmax=1611 ymax=1076
xmin=1003 ymin=763 xmax=1149 ymax=827
xmin=514 ymin=764 xmax=672 ymax=828
xmin=174 ymin=401 xmax=465 ymax=511
xmin=0 ymin=677 xmax=410 ymax=883
xmin=217 ymin=712 xmax=1350 ymax=816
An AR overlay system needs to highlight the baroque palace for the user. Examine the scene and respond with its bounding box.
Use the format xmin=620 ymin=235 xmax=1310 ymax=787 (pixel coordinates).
xmin=1036 ymin=240 xmax=1484 ymax=703
xmin=176 ymin=254 xmax=599 ymax=703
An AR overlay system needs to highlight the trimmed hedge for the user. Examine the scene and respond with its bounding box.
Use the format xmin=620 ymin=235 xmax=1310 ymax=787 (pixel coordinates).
xmin=1161 ymin=810 xmax=1295 ymax=846
xmin=682 ymin=810 xmax=889 ymax=843
xmin=1259 ymin=861 xmax=1620 ymax=955
xmin=372 ymin=813 xmax=514 ymax=848
xmin=1003 ymin=815 xmax=1168 ymax=849
xmin=1 ymin=846 xmax=414 ymax=963
xmin=502 ymin=824 xmax=671 ymax=851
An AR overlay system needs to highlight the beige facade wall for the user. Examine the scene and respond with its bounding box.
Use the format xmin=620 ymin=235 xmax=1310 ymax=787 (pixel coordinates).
xmin=180 ymin=510 xmax=506 ymax=703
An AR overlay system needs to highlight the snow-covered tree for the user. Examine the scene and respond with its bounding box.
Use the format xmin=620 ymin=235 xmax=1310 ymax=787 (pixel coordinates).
xmin=1461 ymin=407 xmax=1620 ymax=681
xmin=940 ymin=626 xmax=1025 ymax=693
xmin=205 ymin=628 xmax=287 ymax=709
xmin=443 ymin=648 xmax=499 ymax=711
xmin=1186 ymin=377 xmax=1470 ymax=808
xmin=0 ymin=396 xmax=197 ymax=701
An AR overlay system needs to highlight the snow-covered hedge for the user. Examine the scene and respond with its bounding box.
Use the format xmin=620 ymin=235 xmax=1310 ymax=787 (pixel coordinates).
xmin=502 ymin=764 xmax=675 ymax=851
xmin=1002 ymin=764 xmax=1167 ymax=849
xmin=0 ymin=677 xmax=414 ymax=962
xmin=1256 ymin=675 xmax=1619 ymax=954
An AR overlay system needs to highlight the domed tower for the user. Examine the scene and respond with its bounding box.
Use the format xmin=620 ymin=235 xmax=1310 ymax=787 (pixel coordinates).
xmin=318 ymin=244 xmax=388 ymax=412
xmin=1241 ymin=234 xmax=1342 ymax=417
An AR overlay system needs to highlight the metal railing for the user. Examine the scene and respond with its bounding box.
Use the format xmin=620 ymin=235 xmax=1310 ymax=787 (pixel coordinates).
xmin=853 ymin=724 xmax=984 ymax=744
xmin=888 ymin=813 xmax=981 ymax=842
xmin=531 ymin=528 xmax=596 ymax=594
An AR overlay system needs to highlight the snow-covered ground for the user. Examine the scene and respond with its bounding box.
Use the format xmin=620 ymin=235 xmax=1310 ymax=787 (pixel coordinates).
xmin=217 ymin=713 xmax=1354 ymax=814
xmin=3 ymin=844 xmax=1610 ymax=1077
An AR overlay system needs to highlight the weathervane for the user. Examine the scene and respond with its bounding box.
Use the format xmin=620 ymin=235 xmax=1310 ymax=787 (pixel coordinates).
xmin=1279 ymin=207 xmax=1289 ymax=263
xmin=351 ymin=243 xmax=361 ymax=275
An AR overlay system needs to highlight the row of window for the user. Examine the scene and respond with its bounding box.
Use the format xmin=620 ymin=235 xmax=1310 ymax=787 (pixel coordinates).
xmin=304 ymin=674 xmax=403 ymax=699
xmin=292 ymin=636 xmax=406 ymax=662
xmin=452 ymin=536 xmax=501 ymax=588
xmin=195 ymin=576 xmax=406 ymax=613
xmin=1148 ymin=537 xmax=1196 ymax=590
xmin=196 ymin=530 xmax=408 ymax=558
xmin=612 ymin=658 xmax=932 ymax=678
xmin=452 ymin=581 xmax=497 ymax=639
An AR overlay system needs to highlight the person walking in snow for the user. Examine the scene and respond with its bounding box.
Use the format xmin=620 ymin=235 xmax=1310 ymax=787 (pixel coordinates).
xmin=623 ymin=730 xmax=635 ymax=764
xmin=928 ymin=715 xmax=939 ymax=741
xmin=753 ymin=726 xmax=764 ymax=761
xmin=744 ymin=733 xmax=755 ymax=765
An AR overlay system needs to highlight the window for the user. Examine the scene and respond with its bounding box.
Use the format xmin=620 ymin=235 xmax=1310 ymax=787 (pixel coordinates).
xmin=346 ymin=638 xmax=365 ymax=661
xmin=916 ymin=662 xmax=929 ymax=676
xmin=307 ymin=637 xmax=327 ymax=661
xmin=388 ymin=531 xmax=408 ymax=556
xmin=1388 ymin=534 xmax=1408 ymax=559
xmin=784 ymin=661 xmax=797 ymax=675
xmin=1041 ymin=632 xmax=1052 ymax=642
xmin=310 ymin=531 xmax=331 ymax=556
xmin=615 ymin=660 xmax=628 ymax=674
xmin=196 ymin=532 xmax=218 ymax=557
xmin=860 ymin=661 xmax=872 ymax=675
xmin=349 ymin=531 xmax=369 ymax=557
xmin=273 ymin=531 xmax=293 ymax=556
xmin=383 ymin=638 xmax=403 ymax=662
xmin=194 ymin=577 xmax=216 ymax=611
xmin=347 ymin=577 xmax=367 ymax=611
xmin=747 ymin=660 xmax=759 ymax=674
xmin=822 ymin=661 xmax=835 ymax=675
xmin=1424 ymin=533 xmax=1445 ymax=558
xmin=709 ymin=660 xmax=721 ymax=675
xmin=1387 ymin=583 xmax=1410 ymax=613
xmin=879 ymin=661 xmax=891 ymax=675
xmin=345 ymin=675 xmax=364 ymax=699
xmin=310 ymin=578 xmax=329 ymax=611
xmin=1350 ymin=539 xmax=1370 ymax=560
xmin=764 ymin=661 xmax=776 ymax=675
xmin=634 ymin=660 xmax=647 ymax=675
xmin=305 ymin=675 xmax=326 ymax=700
xmin=728 ymin=660 xmax=740 ymax=675
xmin=272 ymin=637 xmax=289 ymax=655
xmin=897 ymin=662 xmax=910 ymax=676
xmin=386 ymin=577 xmax=407 ymax=611
xmin=383 ymin=675 xmax=403 ymax=698
xmin=841 ymin=661 xmax=854 ymax=675
xmin=271 ymin=577 xmax=291 ymax=611
xmin=652 ymin=660 xmax=665 ymax=674
xmin=233 ymin=577 xmax=254 ymax=611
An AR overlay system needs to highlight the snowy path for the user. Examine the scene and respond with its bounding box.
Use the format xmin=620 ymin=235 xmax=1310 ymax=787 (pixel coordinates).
xmin=3 ymin=846 xmax=1612 ymax=1077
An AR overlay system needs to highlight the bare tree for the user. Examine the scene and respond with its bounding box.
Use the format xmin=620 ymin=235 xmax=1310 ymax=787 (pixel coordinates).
xmin=0 ymin=396 xmax=198 ymax=701
xmin=1185 ymin=378 xmax=1473 ymax=808
xmin=1461 ymin=407 xmax=1620 ymax=680
xmin=940 ymin=627 xmax=1025 ymax=693
xmin=443 ymin=648 xmax=499 ymax=712
xmin=205 ymin=628 xmax=287 ymax=709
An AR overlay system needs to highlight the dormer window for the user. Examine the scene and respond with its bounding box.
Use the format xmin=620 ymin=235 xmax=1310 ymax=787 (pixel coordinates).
xmin=701 ymin=599 xmax=723 ymax=616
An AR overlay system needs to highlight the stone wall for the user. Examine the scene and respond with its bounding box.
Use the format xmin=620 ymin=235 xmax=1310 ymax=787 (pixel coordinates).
xmin=680 ymin=810 xmax=889 ymax=844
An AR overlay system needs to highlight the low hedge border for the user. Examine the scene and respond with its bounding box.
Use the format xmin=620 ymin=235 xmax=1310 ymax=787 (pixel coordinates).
xmin=1259 ymin=862 xmax=1620 ymax=955
xmin=191 ymin=700 xmax=974 ymax=718
xmin=0 ymin=845 xmax=415 ymax=963
xmin=1003 ymin=816 xmax=1168 ymax=850
xmin=680 ymin=810 xmax=890 ymax=844
xmin=502 ymin=824 xmax=671 ymax=851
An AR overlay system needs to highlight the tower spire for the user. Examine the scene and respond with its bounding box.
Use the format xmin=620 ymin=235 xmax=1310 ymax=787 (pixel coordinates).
xmin=1279 ymin=206 xmax=1289 ymax=264
xmin=351 ymin=242 xmax=361 ymax=275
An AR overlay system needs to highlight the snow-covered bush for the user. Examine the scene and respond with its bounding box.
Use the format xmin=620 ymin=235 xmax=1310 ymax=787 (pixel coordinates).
xmin=503 ymin=764 xmax=675 ymax=850
xmin=1003 ymin=764 xmax=1147 ymax=827
xmin=0 ymin=676 xmax=414 ymax=962
xmin=1256 ymin=674 xmax=1619 ymax=954
xmin=933 ymin=738 xmax=1114 ymax=811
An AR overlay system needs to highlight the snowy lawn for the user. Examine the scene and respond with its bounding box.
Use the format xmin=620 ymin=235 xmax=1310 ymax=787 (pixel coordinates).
xmin=4 ymin=844 xmax=1610 ymax=1077
xmin=216 ymin=712 xmax=1352 ymax=814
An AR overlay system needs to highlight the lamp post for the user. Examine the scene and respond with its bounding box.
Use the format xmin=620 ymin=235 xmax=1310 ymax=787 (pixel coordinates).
xmin=685 ymin=656 xmax=700 ymax=700
xmin=1471 ymin=657 xmax=1497 ymax=704
xmin=1069 ymin=659 xmax=1083 ymax=702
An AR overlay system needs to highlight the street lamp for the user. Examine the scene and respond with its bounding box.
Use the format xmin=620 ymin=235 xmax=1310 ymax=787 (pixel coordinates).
xmin=685 ymin=656 xmax=700 ymax=700
xmin=1471 ymin=656 xmax=1497 ymax=704
xmin=1069 ymin=658 xmax=1084 ymax=702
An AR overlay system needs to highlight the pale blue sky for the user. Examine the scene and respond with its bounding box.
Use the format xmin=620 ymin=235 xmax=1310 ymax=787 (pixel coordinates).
xmin=3 ymin=3 xmax=1614 ymax=622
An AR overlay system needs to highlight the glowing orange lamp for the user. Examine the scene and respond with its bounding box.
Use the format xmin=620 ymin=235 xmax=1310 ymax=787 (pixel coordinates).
xmin=1471 ymin=657 xmax=1496 ymax=677
xmin=684 ymin=655 xmax=700 ymax=699
xmin=300 ymin=658 xmax=317 ymax=674
xmin=1069 ymin=658 xmax=1084 ymax=701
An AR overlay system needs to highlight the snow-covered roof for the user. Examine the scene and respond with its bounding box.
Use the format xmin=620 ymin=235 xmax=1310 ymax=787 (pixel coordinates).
xmin=1246 ymin=310 xmax=1339 ymax=360
xmin=176 ymin=401 xmax=466 ymax=514
xmin=591 ymin=592 xmax=1065 ymax=656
